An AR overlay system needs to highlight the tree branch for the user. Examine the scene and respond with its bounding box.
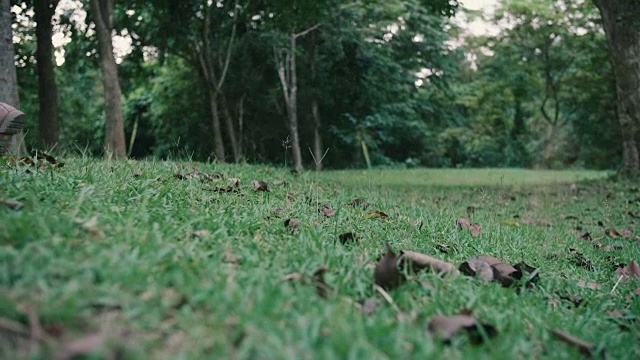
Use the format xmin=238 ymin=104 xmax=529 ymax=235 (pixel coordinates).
xmin=215 ymin=0 xmax=239 ymax=95
xmin=293 ymin=23 xmax=321 ymax=39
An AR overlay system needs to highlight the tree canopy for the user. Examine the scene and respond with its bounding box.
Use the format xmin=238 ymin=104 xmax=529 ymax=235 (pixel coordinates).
xmin=7 ymin=0 xmax=635 ymax=171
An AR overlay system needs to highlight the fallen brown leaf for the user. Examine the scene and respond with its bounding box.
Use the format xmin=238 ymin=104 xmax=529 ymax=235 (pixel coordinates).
xmin=367 ymin=210 xmax=388 ymax=220
xmin=621 ymin=229 xmax=633 ymax=238
xmin=459 ymin=256 xmax=502 ymax=282
xmin=374 ymin=243 xmax=403 ymax=290
xmin=252 ymin=180 xmax=269 ymax=192
xmin=77 ymin=216 xmax=105 ymax=238
xmin=456 ymin=217 xmax=471 ymax=230
xmin=428 ymin=314 xmax=497 ymax=344
xmin=0 ymin=198 xmax=23 ymax=210
xmin=284 ymin=218 xmax=300 ymax=232
xmin=469 ymin=223 xmax=482 ymax=237
xmin=398 ymin=251 xmax=458 ymax=276
xmin=577 ymin=280 xmax=601 ymax=290
xmin=615 ymin=259 xmax=640 ymax=282
xmin=491 ymin=262 xmax=520 ymax=287
xmin=321 ymin=205 xmax=335 ymax=217
xmin=605 ymin=228 xmax=621 ymax=238
xmin=229 ymin=178 xmax=240 ymax=188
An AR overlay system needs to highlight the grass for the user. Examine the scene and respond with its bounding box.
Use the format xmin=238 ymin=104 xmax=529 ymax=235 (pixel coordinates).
xmin=1 ymin=158 xmax=638 ymax=359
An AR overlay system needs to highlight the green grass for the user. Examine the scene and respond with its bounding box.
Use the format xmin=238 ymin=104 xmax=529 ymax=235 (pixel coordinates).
xmin=1 ymin=159 xmax=638 ymax=359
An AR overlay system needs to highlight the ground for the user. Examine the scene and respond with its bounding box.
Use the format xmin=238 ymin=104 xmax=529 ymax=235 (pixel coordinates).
xmin=1 ymin=158 xmax=639 ymax=359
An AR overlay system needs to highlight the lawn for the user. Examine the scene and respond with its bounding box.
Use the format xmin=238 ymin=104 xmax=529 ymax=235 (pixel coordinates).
xmin=1 ymin=158 xmax=638 ymax=359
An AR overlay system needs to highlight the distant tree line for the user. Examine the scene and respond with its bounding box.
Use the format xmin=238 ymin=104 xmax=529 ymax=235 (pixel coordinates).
xmin=2 ymin=0 xmax=639 ymax=174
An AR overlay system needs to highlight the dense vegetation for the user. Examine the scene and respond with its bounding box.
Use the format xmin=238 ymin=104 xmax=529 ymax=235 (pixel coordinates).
xmin=7 ymin=0 xmax=629 ymax=170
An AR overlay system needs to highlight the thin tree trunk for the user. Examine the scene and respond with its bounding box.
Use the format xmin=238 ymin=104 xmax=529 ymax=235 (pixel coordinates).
xmin=309 ymin=32 xmax=323 ymax=171
xmin=221 ymin=94 xmax=239 ymax=162
xmin=594 ymin=0 xmax=640 ymax=176
xmin=207 ymin=88 xmax=225 ymax=161
xmin=35 ymin=0 xmax=59 ymax=149
xmin=90 ymin=0 xmax=126 ymax=159
xmin=275 ymin=24 xmax=320 ymax=172
xmin=237 ymin=94 xmax=245 ymax=162
xmin=287 ymin=35 xmax=303 ymax=172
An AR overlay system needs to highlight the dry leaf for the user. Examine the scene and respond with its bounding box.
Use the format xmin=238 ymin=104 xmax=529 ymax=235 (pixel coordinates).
xmin=77 ymin=216 xmax=105 ymax=238
xmin=0 ymin=198 xmax=23 ymax=210
xmin=399 ymin=251 xmax=458 ymax=276
xmin=193 ymin=230 xmax=212 ymax=239
xmin=374 ymin=243 xmax=403 ymax=290
xmin=469 ymin=223 xmax=482 ymax=237
xmin=428 ymin=314 xmax=497 ymax=344
xmin=577 ymin=280 xmax=601 ymax=290
xmin=229 ymin=178 xmax=240 ymax=188
xmin=321 ymin=205 xmax=335 ymax=217
xmin=459 ymin=256 xmax=495 ymax=282
xmin=615 ymin=260 xmax=640 ymax=282
xmin=605 ymin=228 xmax=621 ymax=238
xmin=491 ymin=263 xmax=520 ymax=287
xmin=367 ymin=210 xmax=388 ymax=220
xmin=621 ymin=229 xmax=633 ymax=238
xmin=456 ymin=217 xmax=471 ymax=230
xmin=252 ymin=180 xmax=269 ymax=192
xmin=284 ymin=218 xmax=300 ymax=232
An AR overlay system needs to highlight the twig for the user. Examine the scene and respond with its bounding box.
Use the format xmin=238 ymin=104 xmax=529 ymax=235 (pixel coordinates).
xmin=610 ymin=275 xmax=624 ymax=294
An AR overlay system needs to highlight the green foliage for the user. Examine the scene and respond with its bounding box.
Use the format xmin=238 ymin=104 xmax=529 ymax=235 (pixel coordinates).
xmin=10 ymin=0 xmax=623 ymax=170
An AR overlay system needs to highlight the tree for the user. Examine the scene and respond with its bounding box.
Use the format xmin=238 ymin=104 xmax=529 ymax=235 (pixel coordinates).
xmin=34 ymin=0 xmax=60 ymax=148
xmin=593 ymin=0 xmax=640 ymax=176
xmin=90 ymin=0 xmax=127 ymax=159
xmin=1 ymin=0 xmax=20 ymax=107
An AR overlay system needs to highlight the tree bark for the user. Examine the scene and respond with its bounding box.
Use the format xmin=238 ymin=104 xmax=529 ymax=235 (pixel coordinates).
xmin=90 ymin=0 xmax=127 ymax=159
xmin=309 ymin=31 xmax=323 ymax=171
xmin=0 ymin=0 xmax=24 ymax=154
xmin=221 ymin=94 xmax=239 ymax=162
xmin=207 ymin=88 xmax=225 ymax=161
xmin=34 ymin=0 xmax=59 ymax=148
xmin=594 ymin=0 xmax=640 ymax=176
xmin=0 ymin=0 xmax=19 ymax=107
xmin=287 ymin=35 xmax=303 ymax=172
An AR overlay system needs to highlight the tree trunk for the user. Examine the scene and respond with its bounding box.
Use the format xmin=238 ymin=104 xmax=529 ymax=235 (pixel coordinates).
xmin=0 ymin=0 xmax=19 ymax=106
xmin=35 ymin=0 xmax=59 ymax=149
xmin=594 ymin=0 xmax=640 ymax=176
xmin=207 ymin=86 xmax=226 ymax=161
xmin=90 ymin=0 xmax=127 ymax=160
xmin=221 ymin=94 xmax=239 ymax=162
xmin=287 ymin=35 xmax=303 ymax=172
xmin=311 ymin=99 xmax=322 ymax=171
xmin=0 ymin=0 xmax=23 ymax=154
